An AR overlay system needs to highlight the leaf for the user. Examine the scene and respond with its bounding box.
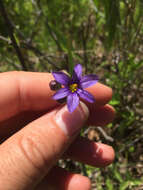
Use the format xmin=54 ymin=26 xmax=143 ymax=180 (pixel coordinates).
xmin=109 ymin=99 xmax=120 ymax=106
xmin=99 ymin=0 xmax=121 ymax=49
xmin=13 ymin=33 xmax=20 ymax=46
xmin=106 ymin=178 xmax=114 ymax=190
xmin=120 ymin=181 xmax=130 ymax=190
xmin=114 ymin=167 xmax=123 ymax=183
xmin=130 ymin=180 xmax=142 ymax=186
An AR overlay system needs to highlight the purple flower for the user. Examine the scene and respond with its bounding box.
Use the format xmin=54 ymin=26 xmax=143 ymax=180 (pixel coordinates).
xmin=52 ymin=64 xmax=98 ymax=112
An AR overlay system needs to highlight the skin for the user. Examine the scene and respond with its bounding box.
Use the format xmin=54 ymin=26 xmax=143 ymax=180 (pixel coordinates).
xmin=0 ymin=71 xmax=115 ymax=190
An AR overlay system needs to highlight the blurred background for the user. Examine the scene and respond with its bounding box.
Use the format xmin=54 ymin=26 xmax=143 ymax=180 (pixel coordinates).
xmin=0 ymin=0 xmax=143 ymax=189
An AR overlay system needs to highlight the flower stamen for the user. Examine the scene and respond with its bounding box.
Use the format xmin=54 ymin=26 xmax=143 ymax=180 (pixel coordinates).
xmin=69 ymin=83 xmax=78 ymax=93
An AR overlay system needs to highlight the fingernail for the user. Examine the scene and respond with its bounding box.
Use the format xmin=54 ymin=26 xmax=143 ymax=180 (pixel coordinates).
xmin=55 ymin=101 xmax=89 ymax=136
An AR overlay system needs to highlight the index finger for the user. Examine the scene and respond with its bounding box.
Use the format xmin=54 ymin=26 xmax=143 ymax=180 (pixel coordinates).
xmin=0 ymin=71 xmax=112 ymax=121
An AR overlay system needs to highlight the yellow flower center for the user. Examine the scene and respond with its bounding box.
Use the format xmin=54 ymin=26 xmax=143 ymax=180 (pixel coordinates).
xmin=69 ymin=83 xmax=78 ymax=93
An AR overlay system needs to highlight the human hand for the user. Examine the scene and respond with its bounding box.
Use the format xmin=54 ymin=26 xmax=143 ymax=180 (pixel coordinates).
xmin=0 ymin=71 xmax=115 ymax=190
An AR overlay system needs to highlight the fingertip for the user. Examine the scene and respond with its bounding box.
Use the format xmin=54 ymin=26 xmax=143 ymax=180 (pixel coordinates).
xmin=42 ymin=166 xmax=91 ymax=190
xmin=87 ymin=83 xmax=113 ymax=107
xmin=66 ymin=174 xmax=91 ymax=190
xmin=65 ymin=137 xmax=115 ymax=168
xmin=97 ymin=143 xmax=115 ymax=167
xmin=88 ymin=104 xmax=115 ymax=126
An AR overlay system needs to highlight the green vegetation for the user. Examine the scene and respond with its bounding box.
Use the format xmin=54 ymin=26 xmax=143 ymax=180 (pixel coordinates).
xmin=0 ymin=0 xmax=143 ymax=189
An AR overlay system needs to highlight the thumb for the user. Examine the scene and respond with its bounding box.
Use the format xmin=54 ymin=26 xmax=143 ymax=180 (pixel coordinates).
xmin=0 ymin=101 xmax=89 ymax=190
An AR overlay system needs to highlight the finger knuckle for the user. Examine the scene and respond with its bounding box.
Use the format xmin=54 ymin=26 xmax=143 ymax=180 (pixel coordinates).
xmin=19 ymin=132 xmax=47 ymax=172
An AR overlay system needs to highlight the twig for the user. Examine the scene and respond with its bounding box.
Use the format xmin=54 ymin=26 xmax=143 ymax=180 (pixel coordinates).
xmin=84 ymin=126 xmax=114 ymax=142
xmin=45 ymin=20 xmax=63 ymax=52
xmin=97 ymin=127 xmax=114 ymax=142
xmin=0 ymin=35 xmax=11 ymax=43
xmin=22 ymin=42 xmax=60 ymax=70
xmin=36 ymin=0 xmax=63 ymax=51
xmin=0 ymin=14 xmax=60 ymax=70
xmin=0 ymin=0 xmax=28 ymax=71
xmin=28 ymin=11 xmax=42 ymax=44
xmin=5 ymin=58 xmax=22 ymax=70
xmin=0 ymin=35 xmax=96 ymax=57
xmin=1 ymin=16 xmax=60 ymax=70
xmin=119 ymin=134 xmax=143 ymax=153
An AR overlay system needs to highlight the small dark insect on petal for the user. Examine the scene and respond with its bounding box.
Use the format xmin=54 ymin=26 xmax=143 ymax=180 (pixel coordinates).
xmin=57 ymin=97 xmax=67 ymax=104
xmin=49 ymin=80 xmax=61 ymax=91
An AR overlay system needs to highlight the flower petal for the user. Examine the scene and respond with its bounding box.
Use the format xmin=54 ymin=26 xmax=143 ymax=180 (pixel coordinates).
xmin=53 ymin=88 xmax=69 ymax=100
xmin=80 ymin=74 xmax=99 ymax=89
xmin=52 ymin=71 xmax=70 ymax=85
xmin=78 ymin=89 xmax=95 ymax=103
xmin=67 ymin=93 xmax=79 ymax=112
xmin=72 ymin=64 xmax=82 ymax=81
